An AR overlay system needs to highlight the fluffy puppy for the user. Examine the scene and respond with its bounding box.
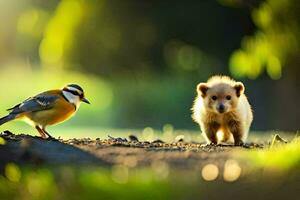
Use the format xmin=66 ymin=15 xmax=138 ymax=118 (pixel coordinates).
xmin=192 ymin=76 xmax=253 ymax=145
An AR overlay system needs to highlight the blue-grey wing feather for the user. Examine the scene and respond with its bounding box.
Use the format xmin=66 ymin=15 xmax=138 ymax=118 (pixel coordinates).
xmin=8 ymin=93 xmax=59 ymax=114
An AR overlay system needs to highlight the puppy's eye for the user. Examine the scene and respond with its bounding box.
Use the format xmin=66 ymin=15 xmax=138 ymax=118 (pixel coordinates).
xmin=211 ymin=96 xmax=217 ymax=100
xmin=226 ymin=95 xmax=231 ymax=100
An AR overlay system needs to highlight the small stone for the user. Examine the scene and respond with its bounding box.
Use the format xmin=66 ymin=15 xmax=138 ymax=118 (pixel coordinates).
xmin=128 ymin=135 xmax=139 ymax=142
xmin=152 ymin=139 xmax=164 ymax=144
xmin=175 ymin=135 xmax=184 ymax=142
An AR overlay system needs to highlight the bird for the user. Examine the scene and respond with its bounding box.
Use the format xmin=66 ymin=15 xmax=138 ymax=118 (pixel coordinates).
xmin=0 ymin=84 xmax=90 ymax=139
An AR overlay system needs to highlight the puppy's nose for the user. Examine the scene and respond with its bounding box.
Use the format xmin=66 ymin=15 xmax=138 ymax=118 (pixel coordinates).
xmin=218 ymin=104 xmax=225 ymax=113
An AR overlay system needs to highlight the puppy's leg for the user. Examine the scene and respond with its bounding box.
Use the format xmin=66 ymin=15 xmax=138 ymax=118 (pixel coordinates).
xmin=201 ymin=122 xmax=220 ymax=144
xmin=228 ymin=120 xmax=244 ymax=146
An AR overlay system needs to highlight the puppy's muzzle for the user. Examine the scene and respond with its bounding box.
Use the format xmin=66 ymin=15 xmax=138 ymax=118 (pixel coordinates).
xmin=217 ymin=104 xmax=225 ymax=113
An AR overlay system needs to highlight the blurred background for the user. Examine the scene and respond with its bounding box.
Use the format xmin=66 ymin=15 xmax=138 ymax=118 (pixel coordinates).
xmin=0 ymin=0 xmax=299 ymax=135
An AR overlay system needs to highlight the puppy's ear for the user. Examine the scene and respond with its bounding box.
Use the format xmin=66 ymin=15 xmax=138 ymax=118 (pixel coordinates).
xmin=197 ymin=83 xmax=209 ymax=97
xmin=234 ymin=82 xmax=244 ymax=97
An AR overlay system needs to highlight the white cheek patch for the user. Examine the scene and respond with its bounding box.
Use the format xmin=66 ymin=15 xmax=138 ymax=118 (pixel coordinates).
xmin=62 ymin=91 xmax=81 ymax=109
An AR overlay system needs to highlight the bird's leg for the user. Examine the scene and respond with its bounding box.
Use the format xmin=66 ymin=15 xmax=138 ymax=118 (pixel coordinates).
xmin=35 ymin=126 xmax=47 ymax=139
xmin=42 ymin=128 xmax=55 ymax=139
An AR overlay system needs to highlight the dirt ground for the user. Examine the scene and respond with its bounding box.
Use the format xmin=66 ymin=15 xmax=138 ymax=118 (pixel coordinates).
xmin=0 ymin=130 xmax=265 ymax=170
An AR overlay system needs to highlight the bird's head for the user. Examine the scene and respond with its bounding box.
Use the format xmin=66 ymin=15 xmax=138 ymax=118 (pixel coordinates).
xmin=62 ymin=84 xmax=90 ymax=108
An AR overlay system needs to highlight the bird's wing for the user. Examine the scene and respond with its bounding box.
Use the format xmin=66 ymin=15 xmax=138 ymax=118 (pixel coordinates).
xmin=8 ymin=93 xmax=59 ymax=114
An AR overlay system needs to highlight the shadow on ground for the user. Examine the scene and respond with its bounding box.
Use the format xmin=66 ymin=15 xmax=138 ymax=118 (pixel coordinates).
xmin=0 ymin=131 xmax=107 ymax=170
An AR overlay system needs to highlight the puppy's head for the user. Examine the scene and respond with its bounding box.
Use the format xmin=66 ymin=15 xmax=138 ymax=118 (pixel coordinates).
xmin=197 ymin=82 xmax=244 ymax=114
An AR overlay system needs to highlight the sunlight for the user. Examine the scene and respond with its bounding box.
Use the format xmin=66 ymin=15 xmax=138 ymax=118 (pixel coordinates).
xmin=39 ymin=0 xmax=85 ymax=67
xmin=17 ymin=8 xmax=48 ymax=38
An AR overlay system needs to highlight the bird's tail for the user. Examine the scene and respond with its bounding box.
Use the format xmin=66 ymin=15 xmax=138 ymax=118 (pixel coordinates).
xmin=0 ymin=114 xmax=15 ymax=126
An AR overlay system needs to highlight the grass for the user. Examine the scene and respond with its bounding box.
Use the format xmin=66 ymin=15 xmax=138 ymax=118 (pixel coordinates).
xmin=245 ymin=135 xmax=300 ymax=170
xmin=0 ymin=166 xmax=177 ymax=200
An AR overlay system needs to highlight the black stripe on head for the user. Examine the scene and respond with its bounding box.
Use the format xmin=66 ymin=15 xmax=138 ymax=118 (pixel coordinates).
xmin=67 ymin=84 xmax=84 ymax=93
xmin=63 ymin=88 xmax=84 ymax=98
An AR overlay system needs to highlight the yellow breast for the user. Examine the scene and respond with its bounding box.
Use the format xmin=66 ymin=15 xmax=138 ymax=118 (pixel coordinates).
xmin=24 ymin=92 xmax=76 ymax=127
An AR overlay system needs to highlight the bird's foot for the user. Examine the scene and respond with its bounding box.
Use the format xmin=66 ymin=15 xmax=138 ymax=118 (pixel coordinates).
xmin=47 ymin=136 xmax=58 ymax=141
xmin=44 ymin=134 xmax=58 ymax=141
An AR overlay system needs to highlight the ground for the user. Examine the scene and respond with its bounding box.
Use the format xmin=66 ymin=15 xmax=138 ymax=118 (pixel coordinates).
xmin=0 ymin=130 xmax=299 ymax=200
xmin=0 ymin=130 xmax=264 ymax=169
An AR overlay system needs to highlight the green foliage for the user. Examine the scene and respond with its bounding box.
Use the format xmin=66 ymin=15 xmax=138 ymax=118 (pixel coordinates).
xmin=229 ymin=0 xmax=300 ymax=79
xmin=246 ymin=135 xmax=300 ymax=170
xmin=5 ymin=0 xmax=248 ymax=76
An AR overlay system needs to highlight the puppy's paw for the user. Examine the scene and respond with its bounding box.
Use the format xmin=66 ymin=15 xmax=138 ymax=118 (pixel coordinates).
xmin=234 ymin=140 xmax=244 ymax=146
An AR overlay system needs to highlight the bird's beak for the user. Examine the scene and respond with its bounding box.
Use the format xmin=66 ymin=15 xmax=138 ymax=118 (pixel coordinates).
xmin=81 ymin=97 xmax=90 ymax=104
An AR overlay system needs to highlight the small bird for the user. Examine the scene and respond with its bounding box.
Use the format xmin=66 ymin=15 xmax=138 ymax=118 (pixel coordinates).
xmin=0 ymin=84 xmax=90 ymax=139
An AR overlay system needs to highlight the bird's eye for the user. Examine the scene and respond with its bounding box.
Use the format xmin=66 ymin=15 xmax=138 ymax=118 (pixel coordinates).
xmin=211 ymin=96 xmax=217 ymax=100
xmin=226 ymin=95 xmax=231 ymax=100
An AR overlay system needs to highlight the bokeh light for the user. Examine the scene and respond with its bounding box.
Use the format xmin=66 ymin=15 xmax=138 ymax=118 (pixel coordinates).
xmin=5 ymin=163 xmax=21 ymax=182
xmin=201 ymin=164 xmax=219 ymax=181
xmin=142 ymin=127 xmax=155 ymax=141
xmin=223 ymin=159 xmax=242 ymax=182
xmin=0 ymin=137 xmax=6 ymax=145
